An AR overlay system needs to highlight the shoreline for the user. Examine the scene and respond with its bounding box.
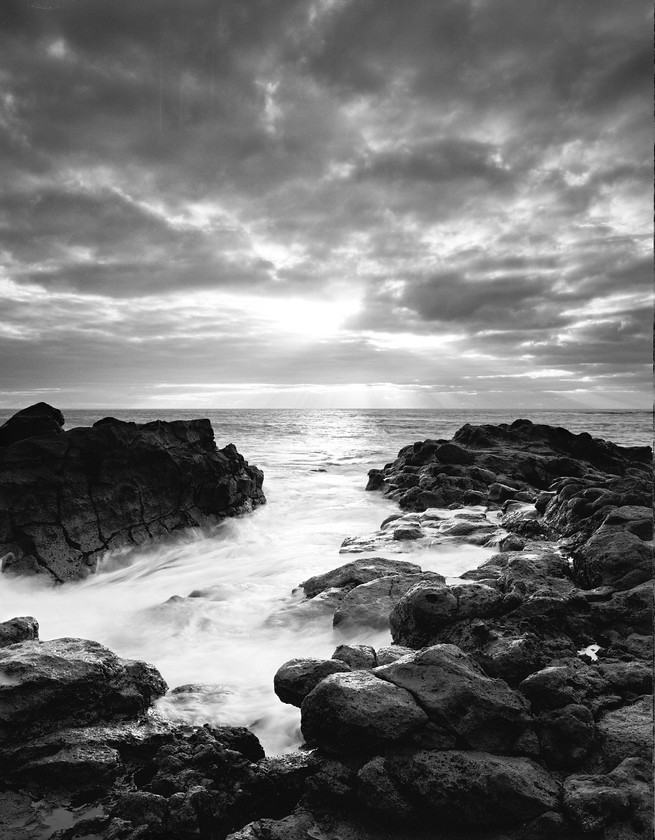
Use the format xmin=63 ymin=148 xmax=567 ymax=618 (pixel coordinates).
xmin=0 ymin=408 xmax=652 ymax=839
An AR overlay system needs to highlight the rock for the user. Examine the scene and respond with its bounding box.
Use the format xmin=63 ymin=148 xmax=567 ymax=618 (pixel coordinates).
xmin=11 ymin=743 xmax=122 ymax=793
xmin=331 ymin=644 xmax=377 ymax=670
xmin=536 ymin=703 xmax=596 ymax=769
xmin=0 ymin=408 xmax=265 ymax=582
xmin=393 ymin=526 xmax=423 ymax=540
xmin=300 ymin=557 xmax=423 ymax=598
xmin=273 ymin=658 xmax=351 ymax=707
xmin=597 ymin=696 xmax=653 ymax=770
xmin=358 ymin=750 xmax=560 ymax=827
xmin=563 ymin=773 xmax=630 ymax=833
xmin=574 ymin=529 xmax=652 ymax=590
xmin=0 ymin=616 xmax=39 ymax=647
xmin=374 ymin=645 xmax=538 ymax=756
xmin=0 ymin=637 xmax=167 ymax=741
xmin=390 ymin=581 xmax=505 ymax=647
xmin=300 ymin=671 xmax=429 ymax=754
xmin=488 ymin=482 xmax=519 ymax=502
xmin=475 ymin=633 xmax=549 ymax=686
xmin=333 ymin=572 xmax=444 ymax=631
xmin=0 ymin=402 xmax=65 ymax=447
xmin=518 ymin=662 xmax=607 ymax=712
xmin=375 ymin=645 xmax=415 ymax=665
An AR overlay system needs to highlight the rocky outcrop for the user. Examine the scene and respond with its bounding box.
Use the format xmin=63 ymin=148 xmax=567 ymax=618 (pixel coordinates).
xmin=0 ymin=616 xmax=314 ymax=840
xmin=266 ymin=420 xmax=652 ymax=839
xmin=0 ymin=404 xmax=266 ymax=582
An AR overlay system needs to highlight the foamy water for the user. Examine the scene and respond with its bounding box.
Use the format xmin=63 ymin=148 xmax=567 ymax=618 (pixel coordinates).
xmin=0 ymin=409 xmax=650 ymax=753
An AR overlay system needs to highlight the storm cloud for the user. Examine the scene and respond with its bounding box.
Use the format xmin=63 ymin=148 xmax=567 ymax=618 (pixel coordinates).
xmin=0 ymin=0 xmax=651 ymax=408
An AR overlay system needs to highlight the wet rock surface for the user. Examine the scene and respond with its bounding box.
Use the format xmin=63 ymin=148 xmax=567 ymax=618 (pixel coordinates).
xmin=3 ymin=419 xmax=652 ymax=839
xmin=0 ymin=404 xmax=266 ymax=582
xmin=268 ymin=420 xmax=652 ymax=839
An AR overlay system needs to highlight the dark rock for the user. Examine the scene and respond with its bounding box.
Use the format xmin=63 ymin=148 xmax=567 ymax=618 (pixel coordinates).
xmin=536 ymin=703 xmax=596 ymax=769
xmin=562 ymin=772 xmax=630 ymax=833
xmin=573 ymin=529 xmax=652 ymax=590
xmin=300 ymin=671 xmax=429 ymax=754
xmin=596 ymin=696 xmax=653 ymax=770
xmin=390 ymin=581 xmax=505 ymax=647
xmin=273 ymin=658 xmax=351 ymax=707
xmin=0 ymin=402 xmax=65 ymax=447
xmin=0 ymin=637 xmax=167 ymax=742
xmin=375 ymin=645 xmax=415 ymax=665
xmin=300 ymin=557 xmax=423 ymax=599
xmin=331 ymin=644 xmax=377 ymax=670
xmin=374 ymin=644 xmax=538 ymax=756
xmin=518 ymin=661 xmax=607 ymax=712
xmin=392 ymin=525 xmax=423 ymax=540
xmin=0 ymin=408 xmax=265 ymax=582
xmin=333 ymin=572 xmax=445 ymax=631
xmin=357 ymin=750 xmax=560 ymax=827
xmin=0 ymin=615 xmax=39 ymax=647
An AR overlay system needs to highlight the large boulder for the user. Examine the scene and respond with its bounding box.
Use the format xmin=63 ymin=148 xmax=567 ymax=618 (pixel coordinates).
xmin=0 ymin=637 xmax=167 ymax=741
xmin=374 ymin=645 xmax=538 ymax=756
xmin=358 ymin=750 xmax=560 ymax=827
xmin=390 ymin=581 xmax=505 ymax=647
xmin=300 ymin=671 xmax=429 ymax=754
xmin=0 ymin=616 xmax=39 ymax=647
xmin=0 ymin=402 xmax=64 ymax=447
xmin=333 ymin=572 xmax=445 ymax=631
xmin=0 ymin=407 xmax=265 ymax=581
xmin=300 ymin=557 xmax=425 ymax=599
xmin=573 ymin=529 xmax=652 ymax=590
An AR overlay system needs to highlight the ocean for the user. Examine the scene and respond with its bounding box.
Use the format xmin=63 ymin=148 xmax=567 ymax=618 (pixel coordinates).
xmin=0 ymin=408 xmax=651 ymax=754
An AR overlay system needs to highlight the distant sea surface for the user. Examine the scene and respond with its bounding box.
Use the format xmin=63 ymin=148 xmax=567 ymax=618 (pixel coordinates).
xmin=0 ymin=408 xmax=651 ymax=754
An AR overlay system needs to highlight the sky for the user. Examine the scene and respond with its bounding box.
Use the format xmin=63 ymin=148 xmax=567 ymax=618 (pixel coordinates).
xmin=0 ymin=0 xmax=652 ymax=409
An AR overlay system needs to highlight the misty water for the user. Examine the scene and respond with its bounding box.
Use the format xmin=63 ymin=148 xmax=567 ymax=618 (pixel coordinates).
xmin=0 ymin=409 xmax=650 ymax=754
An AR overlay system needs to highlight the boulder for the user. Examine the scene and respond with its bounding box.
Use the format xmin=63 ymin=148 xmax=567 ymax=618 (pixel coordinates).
xmin=0 ymin=407 xmax=265 ymax=582
xmin=574 ymin=529 xmax=652 ymax=590
xmin=274 ymin=658 xmax=351 ymax=707
xmin=536 ymin=703 xmax=596 ymax=770
xmin=301 ymin=671 xmax=429 ymax=754
xmin=374 ymin=645 xmax=538 ymax=756
xmin=0 ymin=616 xmax=39 ymax=647
xmin=0 ymin=637 xmax=167 ymax=741
xmin=518 ymin=662 xmax=607 ymax=712
xmin=331 ymin=645 xmax=377 ymax=670
xmin=562 ymin=773 xmax=630 ymax=834
xmin=596 ymin=696 xmax=653 ymax=770
xmin=0 ymin=402 xmax=64 ymax=447
xmin=390 ymin=581 xmax=505 ymax=647
xmin=300 ymin=557 xmax=424 ymax=599
xmin=333 ymin=572 xmax=445 ymax=631
xmin=358 ymin=750 xmax=560 ymax=827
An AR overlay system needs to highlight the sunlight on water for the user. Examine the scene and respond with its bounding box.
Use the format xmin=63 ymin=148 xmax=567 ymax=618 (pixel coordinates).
xmin=0 ymin=408 xmax=650 ymax=754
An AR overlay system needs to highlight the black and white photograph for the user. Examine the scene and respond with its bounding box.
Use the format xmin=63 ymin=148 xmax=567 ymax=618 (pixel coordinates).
xmin=0 ymin=1 xmax=652 ymax=838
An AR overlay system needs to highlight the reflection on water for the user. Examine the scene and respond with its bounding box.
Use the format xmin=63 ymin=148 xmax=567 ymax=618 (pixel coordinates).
xmin=0 ymin=408 xmax=650 ymax=754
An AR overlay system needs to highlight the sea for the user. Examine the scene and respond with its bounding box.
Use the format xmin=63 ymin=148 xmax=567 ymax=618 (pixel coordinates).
xmin=0 ymin=408 xmax=651 ymax=755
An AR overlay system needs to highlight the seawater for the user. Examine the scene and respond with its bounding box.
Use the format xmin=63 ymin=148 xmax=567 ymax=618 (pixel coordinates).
xmin=0 ymin=409 xmax=651 ymax=754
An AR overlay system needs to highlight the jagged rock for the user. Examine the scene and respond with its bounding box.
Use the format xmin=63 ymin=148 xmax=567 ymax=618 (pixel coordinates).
xmin=518 ymin=661 xmax=607 ymax=712
xmin=357 ymin=750 xmax=560 ymax=827
xmin=333 ymin=572 xmax=445 ymax=631
xmin=573 ymin=529 xmax=652 ymax=591
xmin=375 ymin=645 xmax=415 ymax=665
xmin=300 ymin=557 xmax=423 ymax=598
xmin=0 ymin=615 xmax=39 ymax=647
xmin=301 ymin=671 xmax=429 ymax=754
xmin=0 ymin=406 xmax=265 ymax=582
xmin=374 ymin=645 xmax=538 ymax=756
xmin=0 ymin=637 xmax=167 ymax=742
xmin=0 ymin=402 xmax=65 ymax=447
xmin=273 ymin=658 xmax=352 ymax=707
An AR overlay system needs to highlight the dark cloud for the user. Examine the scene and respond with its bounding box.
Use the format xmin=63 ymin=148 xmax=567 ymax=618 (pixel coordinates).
xmin=0 ymin=0 xmax=651 ymax=406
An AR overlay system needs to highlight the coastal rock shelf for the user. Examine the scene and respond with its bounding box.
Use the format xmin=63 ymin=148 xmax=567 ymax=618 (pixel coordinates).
xmin=264 ymin=419 xmax=652 ymax=839
xmin=0 ymin=403 xmax=266 ymax=582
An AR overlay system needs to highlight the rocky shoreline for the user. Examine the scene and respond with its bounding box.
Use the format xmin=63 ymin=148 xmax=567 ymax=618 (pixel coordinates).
xmin=0 ymin=415 xmax=652 ymax=839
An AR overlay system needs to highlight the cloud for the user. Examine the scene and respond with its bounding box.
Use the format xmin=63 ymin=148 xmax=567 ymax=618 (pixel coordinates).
xmin=0 ymin=0 xmax=651 ymax=406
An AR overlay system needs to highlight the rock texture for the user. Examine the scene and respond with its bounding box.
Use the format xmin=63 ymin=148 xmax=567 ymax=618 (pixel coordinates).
xmin=0 ymin=404 xmax=266 ymax=581
xmin=267 ymin=419 xmax=652 ymax=840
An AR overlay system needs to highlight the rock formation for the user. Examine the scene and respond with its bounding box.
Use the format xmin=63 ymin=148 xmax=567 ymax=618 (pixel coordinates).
xmin=0 ymin=404 xmax=266 ymax=582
